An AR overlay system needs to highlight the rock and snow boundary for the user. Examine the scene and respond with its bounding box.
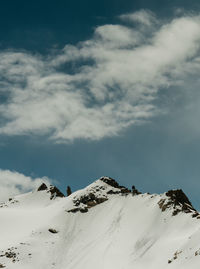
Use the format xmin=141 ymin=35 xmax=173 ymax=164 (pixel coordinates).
xmin=0 ymin=176 xmax=200 ymax=269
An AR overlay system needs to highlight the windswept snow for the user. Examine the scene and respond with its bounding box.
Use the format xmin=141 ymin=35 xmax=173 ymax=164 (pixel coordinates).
xmin=0 ymin=177 xmax=200 ymax=269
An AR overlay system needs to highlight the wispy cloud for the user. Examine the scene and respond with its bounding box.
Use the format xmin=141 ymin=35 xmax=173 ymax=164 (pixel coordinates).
xmin=0 ymin=11 xmax=200 ymax=142
xmin=119 ymin=9 xmax=157 ymax=26
xmin=0 ymin=169 xmax=51 ymax=202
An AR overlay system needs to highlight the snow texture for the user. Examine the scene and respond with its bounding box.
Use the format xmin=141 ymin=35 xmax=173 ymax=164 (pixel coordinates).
xmin=0 ymin=177 xmax=200 ymax=269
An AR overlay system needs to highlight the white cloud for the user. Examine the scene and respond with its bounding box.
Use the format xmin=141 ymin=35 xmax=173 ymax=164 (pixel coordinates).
xmin=0 ymin=169 xmax=52 ymax=202
xmin=119 ymin=10 xmax=157 ymax=26
xmin=0 ymin=12 xmax=200 ymax=142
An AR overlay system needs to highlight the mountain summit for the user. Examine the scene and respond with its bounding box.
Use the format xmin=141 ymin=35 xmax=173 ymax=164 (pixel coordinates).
xmin=0 ymin=177 xmax=200 ymax=269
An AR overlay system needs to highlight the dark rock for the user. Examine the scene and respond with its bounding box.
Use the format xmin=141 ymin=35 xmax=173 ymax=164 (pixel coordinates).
xmin=73 ymin=193 xmax=108 ymax=207
xmin=37 ymin=183 xmax=48 ymax=191
xmin=121 ymin=188 xmax=131 ymax=194
xmin=192 ymin=212 xmax=200 ymax=218
xmin=68 ymin=191 xmax=108 ymax=214
xmin=158 ymin=189 xmax=197 ymax=217
xmin=2 ymin=249 xmax=18 ymax=263
xmin=172 ymin=209 xmax=180 ymax=216
xmin=100 ymin=177 xmax=121 ymax=188
xmin=87 ymin=201 xmax=97 ymax=207
xmin=166 ymin=189 xmax=192 ymax=207
xmin=80 ymin=208 xmax=88 ymax=213
xmin=107 ymin=190 xmax=120 ymax=195
xmin=48 ymin=228 xmax=58 ymax=234
xmin=132 ymin=185 xmax=141 ymax=195
xmin=67 ymin=208 xmax=80 ymax=213
xmin=74 ymin=201 xmax=81 ymax=206
xmin=67 ymin=186 xmax=72 ymax=196
xmin=96 ymin=197 xmax=108 ymax=204
xmin=67 ymin=177 xmax=138 ymax=214
xmin=48 ymin=186 xmax=65 ymax=200
xmin=100 ymin=177 xmax=131 ymax=194
xmin=67 ymin=207 xmax=89 ymax=213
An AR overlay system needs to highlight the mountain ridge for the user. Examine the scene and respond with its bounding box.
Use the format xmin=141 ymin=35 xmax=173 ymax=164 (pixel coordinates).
xmin=35 ymin=176 xmax=199 ymax=218
xmin=0 ymin=176 xmax=200 ymax=269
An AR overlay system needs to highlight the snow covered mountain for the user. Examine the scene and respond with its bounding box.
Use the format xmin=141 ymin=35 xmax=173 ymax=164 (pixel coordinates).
xmin=0 ymin=177 xmax=200 ymax=269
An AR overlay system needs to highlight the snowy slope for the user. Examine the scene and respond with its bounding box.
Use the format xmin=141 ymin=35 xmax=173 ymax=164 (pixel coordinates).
xmin=0 ymin=177 xmax=200 ymax=269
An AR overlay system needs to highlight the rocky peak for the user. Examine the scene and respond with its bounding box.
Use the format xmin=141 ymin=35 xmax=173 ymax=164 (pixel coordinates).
xmin=37 ymin=183 xmax=65 ymax=200
xmin=165 ymin=189 xmax=193 ymax=207
xmin=158 ymin=189 xmax=199 ymax=217
xmin=48 ymin=185 xmax=65 ymax=200
xmin=37 ymin=183 xmax=48 ymax=191
xmin=100 ymin=177 xmax=122 ymax=188
xmin=67 ymin=177 xmax=141 ymax=214
xmin=99 ymin=176 xmax=131 ymax=194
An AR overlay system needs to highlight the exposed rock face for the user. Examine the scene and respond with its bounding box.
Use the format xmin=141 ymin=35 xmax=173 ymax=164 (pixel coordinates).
xmin=166 ymin=189 xmax=192 ymax=207
xmin=37 ymin=183 xmax=65 ymax=199
xmin=37 ymin=183 xmax=48 ymax=191
xmin=100 ymin=177 xmax=122 ymax=188
xmin=68 ymin=192 xmax=108 ymax=213
xmin=158 ymin=189 xmax=199 ymax=217
xmin=48 ymin=186 xmax=65 ymax=200
xmin=74 ymin=193 xmax=108 ymax=207
xmin=132 ymin=185 xmax=141 ymax=195
xmin=48 ymin=228 xmax=58 ymax=234
xmin=66 ymin=186 xmax=72 ymax=196
xmin=67 ymin=177 xmax=137 ymax=214
xmin=100 ymin=177 xmax=131 ymax=194
xmin=0 ymin=247 xmax=19 ymax=263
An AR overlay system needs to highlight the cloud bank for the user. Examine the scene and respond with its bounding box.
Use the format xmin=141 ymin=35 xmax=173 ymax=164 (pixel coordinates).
xmin=0 ymin=170 xmax=51 ymax=202
xmin=0 ymin=11 xmax=200 ymax=142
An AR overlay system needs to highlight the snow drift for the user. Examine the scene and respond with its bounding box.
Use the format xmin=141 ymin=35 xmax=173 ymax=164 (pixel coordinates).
xmin=0 ymin=177 xmax=200 ymax=269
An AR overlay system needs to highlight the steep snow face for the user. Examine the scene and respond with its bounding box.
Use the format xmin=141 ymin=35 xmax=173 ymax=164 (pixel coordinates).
xmin=0 ymin=177 xmax=200 ymax=269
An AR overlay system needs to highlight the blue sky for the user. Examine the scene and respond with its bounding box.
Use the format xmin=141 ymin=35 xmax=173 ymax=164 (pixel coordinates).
xmin=1 ymin=0 xmax=200 ymax=209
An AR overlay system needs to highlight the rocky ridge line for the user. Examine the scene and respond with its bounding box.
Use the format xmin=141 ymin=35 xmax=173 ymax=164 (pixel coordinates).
xmin=36 ymin=177 xmax=200 ymax=218
xmin=158 ymin=189 xmax=200 ymax=218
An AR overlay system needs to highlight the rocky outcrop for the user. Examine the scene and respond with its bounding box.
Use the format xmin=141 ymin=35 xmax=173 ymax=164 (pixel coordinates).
xmin=100 ymin=177 xmax=131 ymax=194
xmin=166 ymin=189 xmax=192 ymax=207
xmin=37 ymin=183 xmax=48 ymax=191
xmin=73 ymin=193 xmax=108 ymax=207
xmin=48 ymin=228 xmax=58 ymax=234
xmin=68 ymin=192 xmax=108 ymax=214
xmin=132 ymin=185 xmax=141 ymax=195
xmin=67 ymin=177 xmax=140 ymax=214
xmin=158 ymin=189 xmax=199 ymax=217
xmin=37 ymin=183 xmax=65 ymax=199
xmin=48 ymin=185 xmax=65 ymax=200
xmin=0 ymin=247 xmax=19 ymax=263
xmin=66 ymin=186 xmax=72 ymax=196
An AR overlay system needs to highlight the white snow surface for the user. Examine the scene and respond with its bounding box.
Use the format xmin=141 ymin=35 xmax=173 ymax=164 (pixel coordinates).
xmin=0 ymin=177 xmax=200 ymax=269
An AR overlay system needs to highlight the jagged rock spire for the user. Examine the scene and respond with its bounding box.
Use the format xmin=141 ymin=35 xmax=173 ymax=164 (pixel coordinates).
xmin=158 ymin=189 xmax=198 ymax=217
xmin=37 ymin=183 xmax=48 ymax=191
xmin=37 ymin=183 xmax=65 ymax=200
xmin=66 ymin=186 xmax=72 ymax=196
